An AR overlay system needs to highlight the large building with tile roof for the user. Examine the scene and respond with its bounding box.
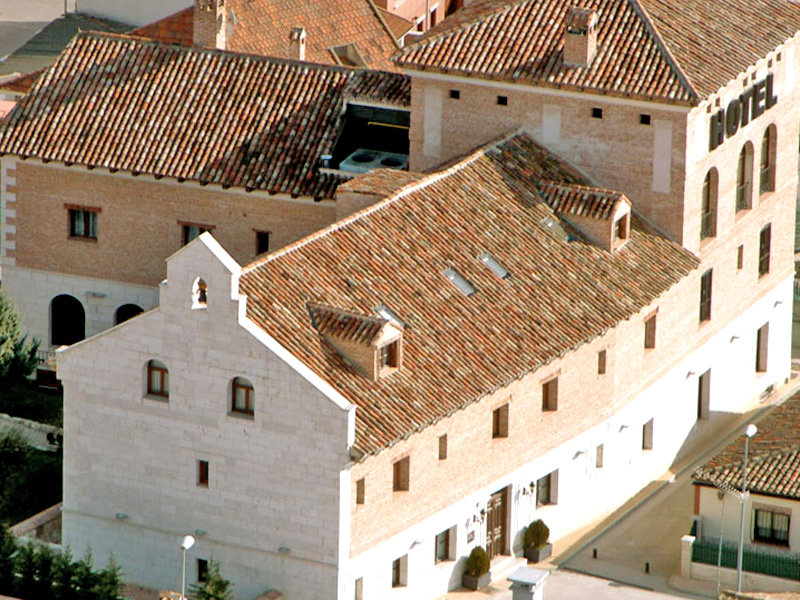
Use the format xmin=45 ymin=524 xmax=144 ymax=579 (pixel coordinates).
xmin=9 ymin=0 xmax=800 ymax=597
xmin=0 ymin=31 xmax=409 ymax=350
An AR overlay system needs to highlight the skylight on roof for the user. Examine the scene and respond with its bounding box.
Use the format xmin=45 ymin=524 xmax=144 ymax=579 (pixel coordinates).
xmin=541 ymin=215 xmax=573 ymax=242
xmin=444 ymin=267 xmax=477 ymax=297
xmin=478 ymin=252 xmax=510 ymax=279
xmin=375 ymin=304 xmax=405 ymax=327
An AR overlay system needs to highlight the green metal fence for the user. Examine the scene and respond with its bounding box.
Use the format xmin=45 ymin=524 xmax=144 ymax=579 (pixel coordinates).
xmin=692 ymin=538 xmax=800 ymax=580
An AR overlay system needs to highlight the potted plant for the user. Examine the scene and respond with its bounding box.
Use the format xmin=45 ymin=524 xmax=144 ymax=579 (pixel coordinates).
xmin=462 ymin=546 xmax=491 ymax=590
xmin=523 ymin=519 xmax=552 ymax=562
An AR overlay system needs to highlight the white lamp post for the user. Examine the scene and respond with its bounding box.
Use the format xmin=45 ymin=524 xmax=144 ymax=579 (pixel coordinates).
xmin=181 ymin=534 xmax=196 ymax=600
xmin=736 ymin=424 xmax=757 ymax=592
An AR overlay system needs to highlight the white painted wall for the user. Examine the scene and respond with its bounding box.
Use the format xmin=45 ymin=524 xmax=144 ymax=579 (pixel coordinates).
xmin=345 ymin=276 xmax=793 ymax=599
xmin=59 ymin=236 xmax=354 ymax=600
xmin=77 ymin=0 xmax=191 ymax=26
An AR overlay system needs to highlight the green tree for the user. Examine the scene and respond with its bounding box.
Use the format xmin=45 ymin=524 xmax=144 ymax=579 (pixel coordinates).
xmin=73 ymin=549 xmax=99 ymax=600
xmin=14 ymin=542 xmax=37 ymax=599
xmin=0 ymin=430 xmax=30 ymax=508
xmin=0 ymin=291 xmax=39 ymax=392
xmin=0 ymin=526 xmax=16 ymax=596
xmin=93 ymin=554 xmax=123 ymax=600
xmin=53 ymin=546 xmax=78 ymax=600
xmin=190 ymin=559 xmax=233 ymax=600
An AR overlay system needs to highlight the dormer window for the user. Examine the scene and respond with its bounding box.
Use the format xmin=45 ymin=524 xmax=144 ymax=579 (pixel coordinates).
xmin=614 ymin=216 xmax=628 ymax=241
xmin=379 ymin=341 xmax=399 ymax=371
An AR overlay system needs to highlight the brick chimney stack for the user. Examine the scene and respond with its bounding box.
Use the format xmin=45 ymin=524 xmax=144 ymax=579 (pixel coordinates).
xmin=289 ymin=27 xmax=307 ymax=61
xmin=563 ymin=7 xmax=598 ymax=67
xmin=194 ymin=0 xmax=227 ymax=50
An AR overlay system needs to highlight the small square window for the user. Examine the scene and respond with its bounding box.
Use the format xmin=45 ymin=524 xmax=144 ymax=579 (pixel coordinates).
xmin=198 ymin=460 xmax=209 ymax=486
xmin=449 ymin=89 xmax=460 ymax=99
xmin=68 ymin=208 xmax=99 ymax=239
xmin=598 ymin=350 xmax=607 ymax=375
xmin=591 ymin=107 xmax=603 ymax=119
xmin=438 ymin=434 xmax=447 ymax=460
xmin=639 ymin=114 xmax=651 ymax=125
xmin=356 ymin=478 xmax=365 ymax=505
xmin=256 ymin=231 xmax=271 ymax=255
xmin=497 ymin=95 xmax=508 ymax=106
xmin=393 ymin=457 xmax=410 ymax=491
xmin=542 ymin=377 xmax=558 ymax=411
xmin=492 ymin=404 xmax=509 ymax=438
xmin=197 ymin=559 xmax=208 ymax=583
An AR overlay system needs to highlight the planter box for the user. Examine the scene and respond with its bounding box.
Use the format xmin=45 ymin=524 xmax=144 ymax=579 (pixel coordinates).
xmin=524 ymin=543 xmax=552 ymax=563
xmin=463 ymin=571 xmax=492 ymax=590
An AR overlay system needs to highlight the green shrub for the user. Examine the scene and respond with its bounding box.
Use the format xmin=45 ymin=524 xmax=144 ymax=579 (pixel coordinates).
xmin=465 ymin=546 xmax=490 ymax=577
xmin=524 ymin=519 xmax=550 ymax=549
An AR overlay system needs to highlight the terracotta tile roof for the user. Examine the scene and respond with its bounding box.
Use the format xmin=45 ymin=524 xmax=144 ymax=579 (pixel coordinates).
xmin=223 ymin=0 xmax=399 ymax=71
xmin=338 ymin=168 xmax=425 ymax=197
xmin=239 ymin=131 xmax=698 ymax=457
xmin=394 ymin=0 xmax=800 ymax=103
xmin=540 ymin=183 xmax=624 ymax=221
xmin=0 ymin=69 xmax=46 ymax=95
xmin=694 ymin=392 xmax=800 ymax=500
xmin=309 ymin=303 xmax=387 ymax=345
xmin=0 ymin=32 xmax=410 ymax=200
xmin=130 ymin=6 xmax=194 ymax=47
xmin=377 ymin=8 xmax=415 ymax=41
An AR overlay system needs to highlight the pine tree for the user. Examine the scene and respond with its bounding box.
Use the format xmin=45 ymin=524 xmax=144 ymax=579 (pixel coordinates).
xmin=0 ymin=526 xmax=16 ymax=596
xmin=189 ymin=559 xmax=233 ymax=600
xmin=94 ymin=554 xmax=123 ymax=600
xmin=0 ymin=291 xmax=39 ymax=392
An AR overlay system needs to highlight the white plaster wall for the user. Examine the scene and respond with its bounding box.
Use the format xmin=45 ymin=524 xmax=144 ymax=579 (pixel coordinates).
xmin=78 ymin=0 xmax=192 ymax=26
xmin=0 ymin=264 xmax=159 ymax=347
xmin=59 ymin=237 xmax=353 ymax=600
xmin=345 ymin=276 xmax=793 ymax=599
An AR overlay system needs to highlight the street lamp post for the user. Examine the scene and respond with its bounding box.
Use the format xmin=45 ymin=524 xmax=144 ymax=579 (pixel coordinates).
xmin=736 ymin=423 xmax=758 ymax=592
xmin=181 ymin=534 xmax=196 ymax=600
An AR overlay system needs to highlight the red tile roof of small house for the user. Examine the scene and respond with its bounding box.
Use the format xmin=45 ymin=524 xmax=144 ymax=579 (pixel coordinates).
xmin=130 ymin=6 xmax=194 ymax=47
xmin=0 ymin=32 xmax=409 ymax=200
xmin=239 ymin=131 xmax=698 ymax=457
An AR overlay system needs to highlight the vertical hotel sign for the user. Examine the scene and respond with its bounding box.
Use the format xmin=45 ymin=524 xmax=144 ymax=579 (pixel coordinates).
xmin=709 ymin=73 xmax=778 ymax=151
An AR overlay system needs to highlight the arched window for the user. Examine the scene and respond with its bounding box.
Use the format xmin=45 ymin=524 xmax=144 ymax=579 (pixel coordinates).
xmin=700 ymin=168 xmax=718 ymax=240
xmin=736 ymin=142 xmax=754 ymax=212
xmin=192 ymin=277 xmax=208 ymax=309
xmin=760 ymin=124 xmax=777 ymax=194
xmin=146 ymin=360 xmax=169 ymax=398
xmin=231 ymin=377 xmax=254 ymax=416
xmin=50 ymin=294 xmax=85 ymax=346
xmin=115 ymin=303 xmax=144 ymax=325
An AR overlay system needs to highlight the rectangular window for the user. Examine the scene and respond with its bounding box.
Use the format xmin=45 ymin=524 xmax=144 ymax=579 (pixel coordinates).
xmin=639 ymin=114 xmax=651 ymax=125
xmin=197 ymin=559 xmax=208 ymax=583
xmin=68 ymin=208 xmax=99 ymax=239
xmin=182 ymin=223 xmax=213 ymax=245
xmin=198 ymin=460 xmax=209 ymax=486
xmin=644 ymin=313 xmax=657 ymax=349
xmin=737 ymin=245 xmax=744 ymax=270
xmin=497 ymin=95 xmax=508 ymax=106
xmin=614 ymin=216 xmax=628 ymax=240
xmin=438 ymin=434 xmax=447 ymax=460
xmin=642 ymin=419 xmax=654 ymax=451
xmin=393 ymin=457 xmax=410 ymax=492
xmin=759 ymin=224 xmax=771 ymax=277
xmin=231 ymin=378 xmax=254 ymax=415
xmin=598 ymin=350 xmax=607 ymax=375
xmin=449 ymin=89 xmax=460 ymax=99
xmin=536 ymin=471 xmax=558 ymax=506
xmin=595 ymin=444 xmax=604 ymax=468
xmin=591 ymin=107 xmax=603 ymax=119
xmin=542 ymin=377 xmax=558 ymax=411
xmin=756 ymin=323 xmax=769 ymax=373
xmin=699 ymin=269 xmax=713 ymax=322
xmin=354 ymin=577 xmax=363 ymax=600
xmin=492 ymin=403 xmax=509 ymax=438
xmin=379 ymin=341 xmax=399 ymax=369
xmin=392 ymin=555 xmax=407 ymax=587
xmin=754 ymin=509 xmax=790 ymax=546
xmin=356 ymin=478 xmax=365 ymax=505
xmin=255 ymin=230 xmax=271 ymax=255
xmin=434 ymin=529 xmax=451 ymax=563
xmin=147 ymin=361 xmax=169 ymax=398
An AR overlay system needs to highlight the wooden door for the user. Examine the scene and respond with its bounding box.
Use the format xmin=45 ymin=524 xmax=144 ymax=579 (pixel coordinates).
xmin=485 ymin=488 xmax=507 ymax=558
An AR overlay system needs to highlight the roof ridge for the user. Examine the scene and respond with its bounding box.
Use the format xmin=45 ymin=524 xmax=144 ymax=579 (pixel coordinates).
xmin=627 ymin=0 xmax=699 ymax=103
xmin=395 ymin=0 xmax=529 ymax=59
xmin=540 ymin=181 xmax=625 ymax=197
xmin=242 ymin=130 xmax=524 ymax=274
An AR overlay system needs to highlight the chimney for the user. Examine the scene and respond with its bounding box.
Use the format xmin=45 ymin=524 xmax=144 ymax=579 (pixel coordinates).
xmin=193 ymin=0 xmax=227 ymax=50
xmin=289 ymin=27 xmax=306 ymax=61
xmin=563 ymin=7 xmax=598 ymax=67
